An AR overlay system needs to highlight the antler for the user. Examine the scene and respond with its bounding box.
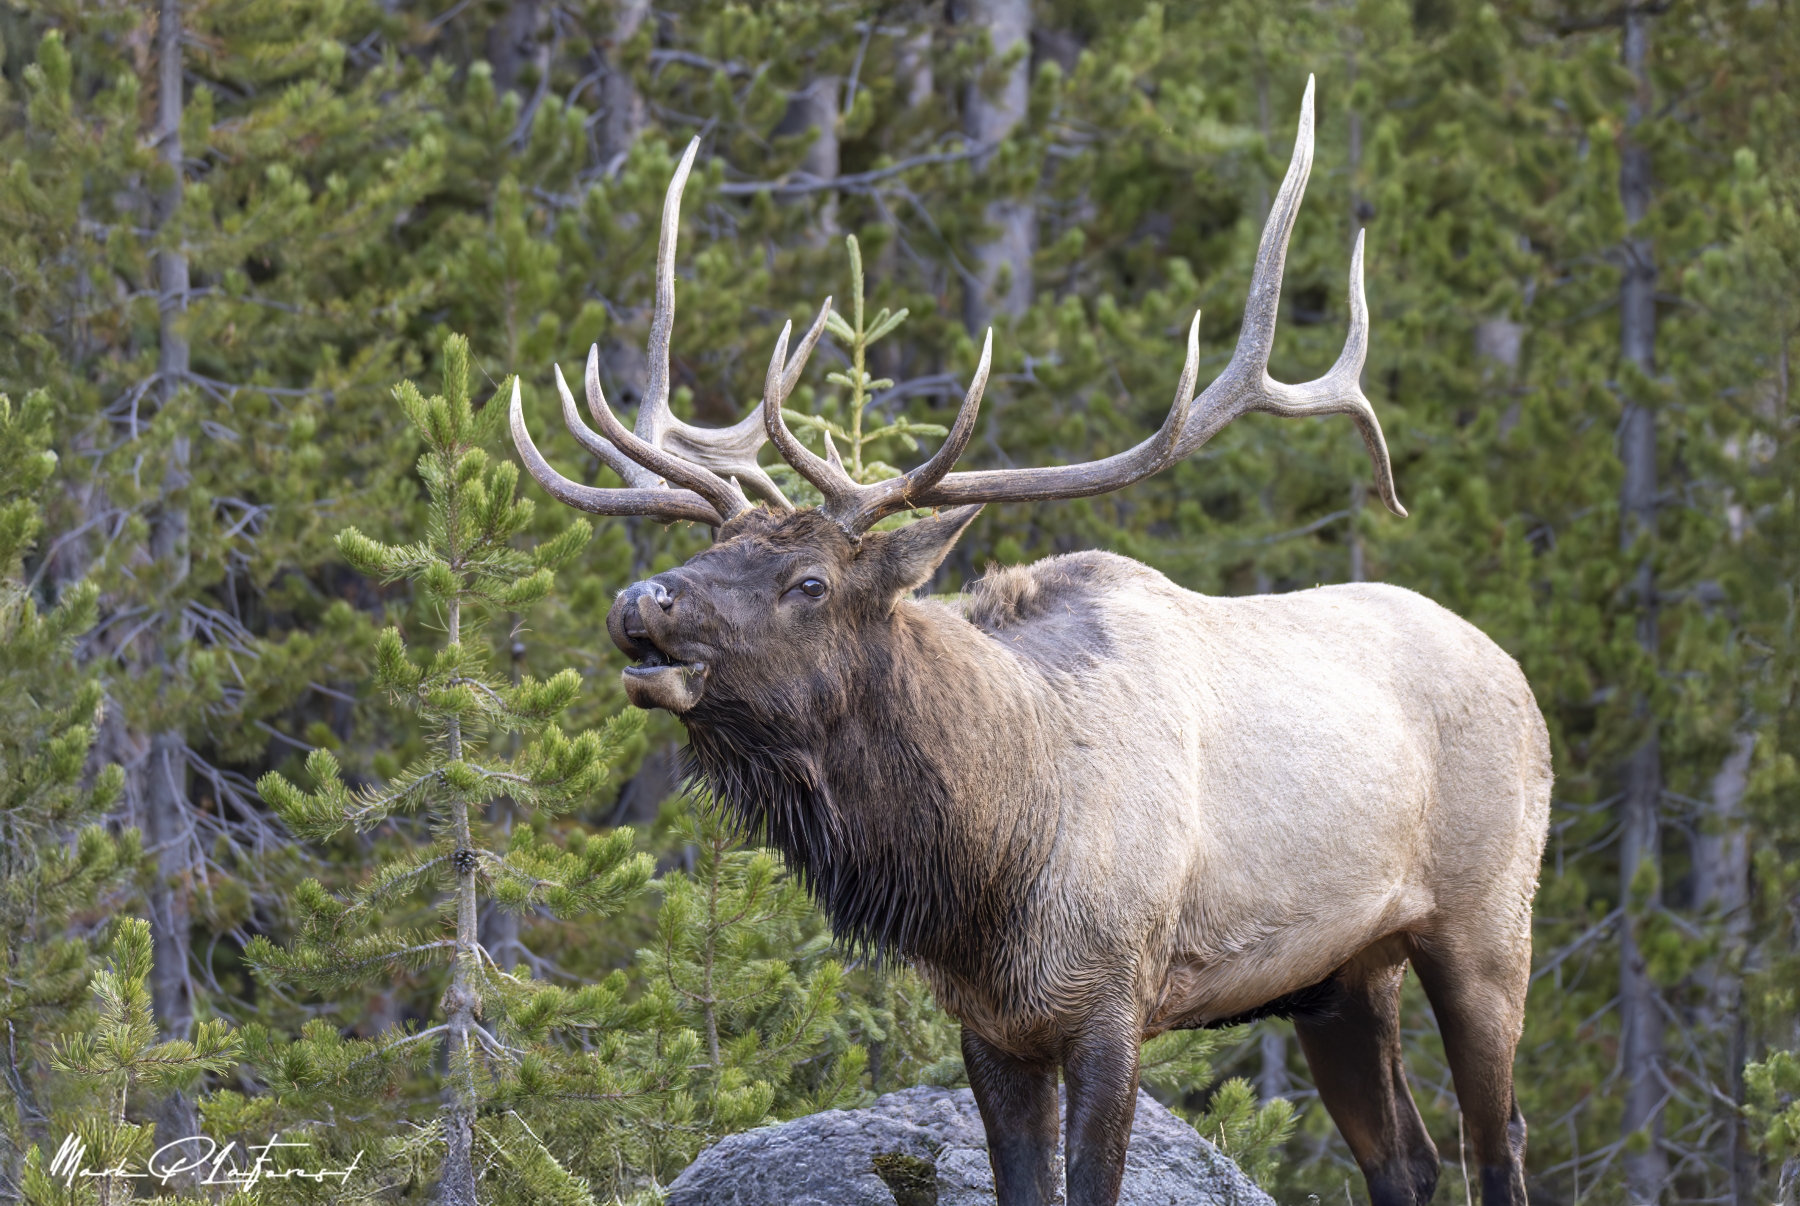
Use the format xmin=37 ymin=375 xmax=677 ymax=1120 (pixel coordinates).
xmin=519 ymin=79 xmax=1404 ymax=536
xmin=512 ymin=137 xmax=797 ymax=526
xmin=764 ymin=316 xmax=995 ymax=536
xmin=761 ymin=75 xmax=1402 ymax=530
xmin=508 ymin=377 xmax=725 ymax=525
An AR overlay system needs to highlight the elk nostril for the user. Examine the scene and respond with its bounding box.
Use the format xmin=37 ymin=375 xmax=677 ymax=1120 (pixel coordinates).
xmin=651 ymin=582 xmax=673 ymax=610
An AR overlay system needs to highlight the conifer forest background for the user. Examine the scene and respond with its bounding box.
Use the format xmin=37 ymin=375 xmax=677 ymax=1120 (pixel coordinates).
xmin=1 ymin=0 xmax=1797 ymax=1202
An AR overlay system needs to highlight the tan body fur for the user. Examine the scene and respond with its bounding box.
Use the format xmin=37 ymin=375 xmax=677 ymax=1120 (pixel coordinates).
xmin=906 ymin=553 xmax=1550 ymax=1065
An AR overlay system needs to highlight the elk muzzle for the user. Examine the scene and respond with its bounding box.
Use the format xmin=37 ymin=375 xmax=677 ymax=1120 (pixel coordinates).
xmin=608 ymin=578 xmax=709 ymax=714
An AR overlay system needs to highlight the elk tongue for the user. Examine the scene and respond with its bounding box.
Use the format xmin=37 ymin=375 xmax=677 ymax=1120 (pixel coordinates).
xmin=622 ymin=661 xmax=708 ymax=713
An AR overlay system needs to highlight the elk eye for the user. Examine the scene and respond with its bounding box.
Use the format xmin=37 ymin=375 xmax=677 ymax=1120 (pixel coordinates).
xmin=796 ymin=578 xmax=827 ymax=599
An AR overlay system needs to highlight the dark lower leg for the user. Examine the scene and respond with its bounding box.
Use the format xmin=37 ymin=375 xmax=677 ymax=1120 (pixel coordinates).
xmin=963 ymin=1029 xmax=1060 ymax=1206
xmin=1472 ymin=1092 xmax=1528 ymax=1206
xmin=1063 ymin=1024 xmax=1141 ymax=1206
xmin=1294 ymin=957 xmax=1439 ymax=1206
xmin=1412 ymin=948 xmax=1529 ymax=1206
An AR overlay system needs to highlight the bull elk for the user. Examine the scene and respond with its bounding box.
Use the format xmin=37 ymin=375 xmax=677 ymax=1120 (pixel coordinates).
xmin=511 ymin=79 xmax=1551 ymax=1206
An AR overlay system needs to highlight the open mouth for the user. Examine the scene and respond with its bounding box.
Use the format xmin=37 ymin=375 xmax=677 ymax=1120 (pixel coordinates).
xmin=620 ymin=650 xmax=709 ymax=712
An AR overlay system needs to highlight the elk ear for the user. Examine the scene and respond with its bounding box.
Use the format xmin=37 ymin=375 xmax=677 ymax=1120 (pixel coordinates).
xmin=857 ymin=505 xmax=983 ymax=602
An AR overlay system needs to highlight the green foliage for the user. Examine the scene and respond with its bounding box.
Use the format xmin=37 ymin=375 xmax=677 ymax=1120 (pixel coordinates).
xmin=1746 ymin=1050 xmax=1800 ymax=1166
xmin=0 ymin=385 xmax=133 ymax=1188
xmin=1 ymin=0 xmax=1794 ymax=1201
xmin=35 ymin=919 xmax=239 ymax=1206
xmin=779 ymin=235 xmax=945 ymax=511
xmin=1193 ymin=1079 xmax=1297 ymax=1191
xmin=245 ymin=336 xmax=653 ymax=1202
xmin=1140 ymin=1030 xmax=1295 ymax=1190
xmin=51 ymin=920 xmax=241 ymax=1096
xmin=620 ymin=805 xmax=867 ymax=1181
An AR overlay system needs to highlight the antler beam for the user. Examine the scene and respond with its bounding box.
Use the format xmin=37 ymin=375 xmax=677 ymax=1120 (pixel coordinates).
xmin=508 ymin=377 xmax=725 ymax=525
xmin=820 ymin=75 xmax=1405 ymax=525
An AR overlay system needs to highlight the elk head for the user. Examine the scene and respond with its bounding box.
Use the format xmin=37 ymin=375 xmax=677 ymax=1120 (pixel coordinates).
xmin=510 ymin=78 xmax=1405 ymax=719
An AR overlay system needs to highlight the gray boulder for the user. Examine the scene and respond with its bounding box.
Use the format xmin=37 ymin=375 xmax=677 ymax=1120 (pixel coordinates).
xmin=665 ymin=1085 xmax=1275 ymax=1206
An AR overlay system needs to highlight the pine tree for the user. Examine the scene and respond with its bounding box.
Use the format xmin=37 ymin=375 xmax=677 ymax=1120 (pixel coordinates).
xmin=1139 ymin=1030 xmax=1297 ymax=1191
xmin=0 ymin=387 xmax=135 ymax=1197
xmin=623 ymin=805 xmax=866 ymax=1181
xmin=31 ymin=918 xmax=238 ymax=1206
xmin=0 ymin=3 xmax=447 ymax=1160
xmin=247 ymin=336 xmax=654 ymax=1205
xmin=775 ymin=233 xmax=947 ymax=511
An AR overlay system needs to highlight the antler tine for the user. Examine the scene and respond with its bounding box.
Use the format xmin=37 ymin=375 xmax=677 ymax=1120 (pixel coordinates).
xmin=782 ymin=297 xmax=835 ymax=399
xmin=907 ymin=77 xmax=1403 ymax=517
xmin=1250 ymin=231 xmax=1405 ymax=515
xmin=829 ymin=329 xmax=995 ymax=531
xmin=570 ymin=357 xmax=752 ymax=521
xmin=888 ymin=328 xmax=992 ymax=499
xmin=554 ymin=356 xmax=649 ymax=486
xmin=908 ymin=313 xmax=1198 ymax=509
xmin=1173 ymin=76 xmax=1406 ymax=516
xmin=636 ymin=137 xmax=702 ymax=451
xmin=508 ymin=376 xmax=725 ymax=526
xmin=763 ymin=317 xmax=999 ymax=536
xmin=763 ymin=319 xmax=863 ymax=509
xmin=1227 ymin=74 xmax=1318 ymax=401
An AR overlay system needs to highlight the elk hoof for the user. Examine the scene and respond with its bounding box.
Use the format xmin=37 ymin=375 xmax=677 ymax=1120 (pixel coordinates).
xmin=622 ymin=661 xmax=708 ymax=713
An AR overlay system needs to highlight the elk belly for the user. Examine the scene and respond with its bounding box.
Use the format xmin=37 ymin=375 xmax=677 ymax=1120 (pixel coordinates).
xmin=1147 ymin=877 xmax=1436 ymax=1034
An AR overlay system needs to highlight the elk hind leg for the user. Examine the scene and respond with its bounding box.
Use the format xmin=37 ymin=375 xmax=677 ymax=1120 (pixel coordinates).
xmin=1292 ymin=939 xmax=1440 ymax=1206
xmin=963 ymin=1029 xmax=1061 ymax=1206
xmin=1409 ymin=933 xmax=1530 ymax=1206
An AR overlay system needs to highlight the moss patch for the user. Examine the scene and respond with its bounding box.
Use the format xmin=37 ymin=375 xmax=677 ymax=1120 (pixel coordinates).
xmin=871 ymin=1150 xmax=938 ymax=1206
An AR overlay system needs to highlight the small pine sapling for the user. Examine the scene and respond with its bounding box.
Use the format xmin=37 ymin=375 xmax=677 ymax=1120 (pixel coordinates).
xmin=1138 ymin=1029 xmax=1296 ymax=1191
xmin=844 ymin=962 xmax=966 ymax=1094
xmin=35 ymin=919 xmax=238 ymax=1206
xmin=247 ymin=336 xmax=654 ymax=1206
xmin=627 ymin=805 xmax=866 ymax=1182
xmin=775 ymin=235 xmax=947 ymax=522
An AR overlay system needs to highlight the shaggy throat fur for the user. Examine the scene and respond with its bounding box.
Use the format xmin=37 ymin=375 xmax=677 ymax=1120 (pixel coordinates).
xmin=680 ymin=710 xmax=1023 ymax=973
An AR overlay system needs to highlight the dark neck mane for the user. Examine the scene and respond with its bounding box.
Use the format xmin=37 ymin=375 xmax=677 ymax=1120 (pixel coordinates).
xmin=680 ymin=602 xmax=1037 ymax=969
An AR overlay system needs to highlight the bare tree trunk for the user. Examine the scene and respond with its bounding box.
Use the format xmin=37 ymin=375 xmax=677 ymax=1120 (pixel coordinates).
xmin=596 ymin=0 xmax=651 ymax=172
xmin=439 ymin=593 xmax=480 ymax=1206
xmin=1695 ymin=733 xmax=1755 ymax=1206
xmin=960 ymin=0 xmax=1034 ymax=333
xmin=1345 ymin=55 xmax=1367 ymax=585
xmin=776 ymin=75 xmax=841 ymax=241
xmin=897 ymin=24 xmax=934 ymax=109
xmin=1617 ymin=8 xmax=1665 ymax=1202
xmin=479 ymin=636 xmax=527 ymax=974
xmin=1258 ymin=1024 xmax=1290 ymax=1102
xmin=146 ymin=0 xmax=199 ymax=1172
xmin=1618 ymin=736 xmax=1664 ymax=1203
xmin=486 ymin=0 xmax=548 ymax=94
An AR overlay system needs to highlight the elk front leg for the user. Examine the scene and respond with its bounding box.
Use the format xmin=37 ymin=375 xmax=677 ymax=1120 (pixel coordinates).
xmin=963 ymin=1029 xmax=1060 ymax=1206
xmin=1062 ymin=1022 xmax=1141 ymax=1206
